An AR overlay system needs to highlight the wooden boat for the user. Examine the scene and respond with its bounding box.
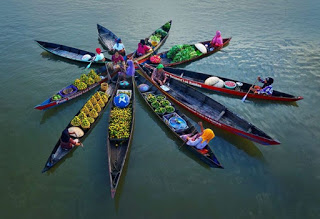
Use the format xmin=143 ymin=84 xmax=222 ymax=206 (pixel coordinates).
xmin=134 ymin=73 xmax=223 ymax=168
xmin=126 ymin=20 xmax=172 ymax=62
xmin=162 ymin=67 xmax=303 ymax=102
xmin=35 ymin=40 xmax=111 ymax=64
xmin=42 ymin=80 xmax=117 ymax=173
xmin=97 ymin=24 xmax=119 ymax=52
xmin=34 ymin=66 xmax=117 ymax=110
xmin=137 ymin=64 xmax=280 ymax=145
xmin=107 ymin=76 xmax=135 ymax=198
xmin=139 ymin=38 xmax=231 ymax=67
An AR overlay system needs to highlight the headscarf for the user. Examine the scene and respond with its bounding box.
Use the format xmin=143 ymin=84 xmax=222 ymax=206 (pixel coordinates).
xmin=156 ymin=64 xmax=164 ymax=69
xmin=262 ymin=77 xmax=274 ymax=88
xmin=96 ymin=48 xmax=101 ymax=54
xmin=61 ymin=128 xmax=70 ymax=143
xmin=211 ymin=30 xmax=223 ymax=46
xmin=126 ymin=60 xmax=135 ymax=77
xmin=116 ymin=38 xmax=121 ymax=47
xmin=200 ymin=129 xmax=215 ymax=144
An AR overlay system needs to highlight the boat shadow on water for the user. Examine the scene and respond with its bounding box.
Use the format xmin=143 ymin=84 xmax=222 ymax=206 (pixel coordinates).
xmin=39 ymin=89 xmax=97 ymax=125
xmin=174 ymin=104 xmax=266 ymax=162
xmin=136 ymin=91 xmax=215 ymax=169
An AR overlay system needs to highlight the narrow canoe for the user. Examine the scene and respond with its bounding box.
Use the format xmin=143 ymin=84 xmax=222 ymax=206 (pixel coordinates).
xmin=35 ymin=40 xmax=111 ymax=64
xmin=34 ymin=66 xmax=117 ymax=110
xmin=97 ymin=24 xmax=119 ymax=52
xmin=134 ymin=73 xmax=222 ymax=168
xmin=137 ymin=64 xmax=280 ymax=145
xmin=139 ymin=38 xmax=231 ymax=67
xmin=126 ymin=20 xmax=172 ymax=62
xmin=42 ymin=80 xmax=117 ymax=173
xmin=162 ymin=67 xmax=303 ymax=102
xmin=107 ymin=76 xmax=135 ymax=198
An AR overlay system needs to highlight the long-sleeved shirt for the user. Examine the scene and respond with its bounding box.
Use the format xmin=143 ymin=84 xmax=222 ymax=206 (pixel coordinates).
xmin=186 ymin=137 xmax=208 ymax=150
xmin=257 ymin=78 xmax=273 ymax=95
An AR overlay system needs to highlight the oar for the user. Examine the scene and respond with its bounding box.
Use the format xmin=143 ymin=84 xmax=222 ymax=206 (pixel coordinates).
xmin=241 ymin=79 xmax=258 ymax=102
xmin=179 ymin=129 xmax=197 ymax=150
xmin=86 ymin=56 xmax=96 ymax=69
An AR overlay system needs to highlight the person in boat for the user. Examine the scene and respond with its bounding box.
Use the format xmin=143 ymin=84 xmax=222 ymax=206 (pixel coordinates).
xmin=151 ymin=63 xmax=167 ymax=86
xmin=112 ymin=38 xmax=126 ymax=56
xmin=94 ymin=48 xmax=106 ymax=62
xmin=180 ymin=122 xmax=215 ymax=151
xmin=210 ymin=30 xmax=223 ymax=49
xmin=136 ymin=39 xmax=152 ymax=57
xmin=60 ymin=128 xmax=82 ymax=150
xmin=249 ymin=76 xmax=274 ymax=95
xmin=111 ymin=50 xmax=126 ymax=73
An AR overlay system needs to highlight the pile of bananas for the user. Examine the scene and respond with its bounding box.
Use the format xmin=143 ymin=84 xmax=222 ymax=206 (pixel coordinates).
xmin=109 ymin=106 xmax=132 ymax=140
xmin=73 ymin=70 xmax=101 ymax=90
xmin=81 ymin=118 xmax=90 ymax=129
xmin=71 ymin=116 xmax=81 ymax=126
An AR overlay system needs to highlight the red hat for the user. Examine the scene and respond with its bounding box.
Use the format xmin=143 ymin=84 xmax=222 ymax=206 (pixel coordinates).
xmin=96 ymin=48 xmax=101 ymax=54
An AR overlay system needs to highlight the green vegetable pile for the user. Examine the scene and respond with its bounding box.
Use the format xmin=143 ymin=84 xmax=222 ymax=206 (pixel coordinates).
xmin=165 ymin=105 xmax=175 ymax=113
xmin=155 ymin=28 xmax=167 ymax=38
xmin=160 ymin=100 xmax=170 ymax=107
xmin=156 ymin=95 xmax=166 ymax=101
xmin=162 ymin=22 xmax=171 ymax=32
xmin=147 ymin=94 xmax=156 ymax=103
xmin=155 ymin=107 xmax=166 ymax=115
xmin=151 ymin=101 xmax=160 ymax=109
xmin=167 ymin=44 xmax=201 ymax=63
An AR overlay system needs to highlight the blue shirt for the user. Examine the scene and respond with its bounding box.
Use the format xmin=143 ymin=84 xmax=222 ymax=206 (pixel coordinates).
xmin=94 ymin=53 xmax=105 ymax=62
xmin=113 ymin=43 xmax=125 ymax=51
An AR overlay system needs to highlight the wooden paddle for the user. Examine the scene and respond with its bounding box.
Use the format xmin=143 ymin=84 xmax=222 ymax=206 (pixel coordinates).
xmin=241 ymin=79 xmax=258 ymax=102
xmin=86 ymin=56 xmax=96 ymax=69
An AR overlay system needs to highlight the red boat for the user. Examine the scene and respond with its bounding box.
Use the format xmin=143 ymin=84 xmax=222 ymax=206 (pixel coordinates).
xmin=139 ymin=38 xmax=231 ymax=67
xmin=137 ymin=64 xmax=280 ymax=145
xmin=162 ymin=67 xmax=303 ymax=102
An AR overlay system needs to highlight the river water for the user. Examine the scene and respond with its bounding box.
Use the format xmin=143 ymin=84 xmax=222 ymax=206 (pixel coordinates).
xmin=1 ymin=0 xmax=319 ymax=218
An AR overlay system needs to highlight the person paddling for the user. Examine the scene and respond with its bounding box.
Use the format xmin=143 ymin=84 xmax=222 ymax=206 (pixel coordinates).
xmin=250 ymin=76 xmax=274 ymax=95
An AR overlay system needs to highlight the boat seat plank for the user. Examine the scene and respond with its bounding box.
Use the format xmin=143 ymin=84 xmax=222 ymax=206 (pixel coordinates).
xmin=216 ymin=110 xmax=225 ymax=121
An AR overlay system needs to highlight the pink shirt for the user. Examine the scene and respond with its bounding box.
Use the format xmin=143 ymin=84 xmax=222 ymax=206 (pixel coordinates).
xmin=137 ymin=43 xmax=151 ymax=55
xmin=112 ymin=54 xmax=124 ymax=64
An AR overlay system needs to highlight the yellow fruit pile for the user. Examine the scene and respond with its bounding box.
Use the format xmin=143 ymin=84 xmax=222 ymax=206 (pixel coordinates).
xmin=71 ymin=90 xmax=109 ymax=130
xmin=109 ymin=106 xmax=132 ymax=140
xmin=73 ymin=70 xmax=101 ymax=90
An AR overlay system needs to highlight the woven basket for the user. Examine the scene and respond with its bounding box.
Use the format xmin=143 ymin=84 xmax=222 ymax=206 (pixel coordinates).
xmin=101 ymin=83 xmax=108 ymax=91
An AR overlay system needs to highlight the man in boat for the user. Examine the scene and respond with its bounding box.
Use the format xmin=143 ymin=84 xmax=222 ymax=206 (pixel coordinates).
xmin=151 ymin=64 xmax=167 ymax=86
xmin=112 ymin=38 xmax=126 ymax=56
xmin=136 ymin=39 xmax=152 ymax=57
xmin=180 ymin=122 xmax=215 ymax=154
xmin=250 ymin=76 xmax=274 ymax=95
xmin=210 ymin=30 xmax=223 ymax=49
xmin=94 ymin=48 xmax=106 ymax=62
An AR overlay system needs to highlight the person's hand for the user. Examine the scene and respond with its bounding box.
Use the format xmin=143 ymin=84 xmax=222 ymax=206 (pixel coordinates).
xmin=198 ymin=121 xmax=203 ymax=126
xmin=257 ymin=76 xmax=261 ymax=81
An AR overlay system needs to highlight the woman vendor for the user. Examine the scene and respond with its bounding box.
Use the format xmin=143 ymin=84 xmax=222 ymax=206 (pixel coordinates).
xmin=180 ymin=122 xmax=215 ymax=150
xmin=151 ymin=64 xmax=167 ymax=86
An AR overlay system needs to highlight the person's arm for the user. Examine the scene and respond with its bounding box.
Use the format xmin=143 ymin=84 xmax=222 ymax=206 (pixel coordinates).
xmin=186 ymin=136 xmax=202 ymax=146
xmin=69 ymin=138 xmax=81 ymax=146
xmin=257 ymin=76 xmax=264 ymax=83
xmin=198 ymin=121 xmax=204 ymax=133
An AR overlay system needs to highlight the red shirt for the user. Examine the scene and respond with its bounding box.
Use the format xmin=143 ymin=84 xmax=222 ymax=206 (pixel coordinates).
xmin=112 ymin=54 xmax=124 ymax=64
